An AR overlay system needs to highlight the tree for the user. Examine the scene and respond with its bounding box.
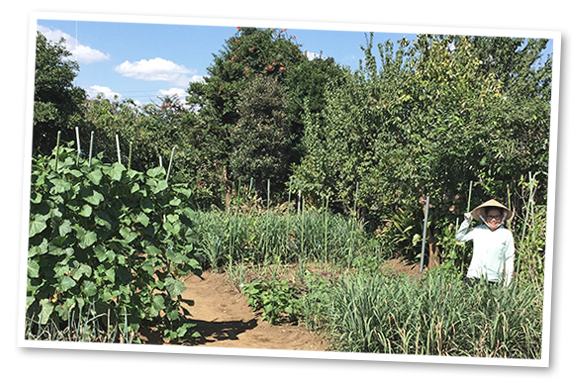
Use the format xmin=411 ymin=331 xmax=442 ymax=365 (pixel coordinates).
xmin=230 ymin=75 xmax=291 ymax=194
xmin=186 ymin=27 xmax=346 ymax=206
xmin=293 ymin=33 xmax=552 ymax=264
xmin=33 ymin=32 xmax=86 ymax=156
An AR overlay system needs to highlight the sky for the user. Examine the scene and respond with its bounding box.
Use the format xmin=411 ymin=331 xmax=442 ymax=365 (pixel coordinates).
xmin=35 ymin=18 xmax=416 ymax=106
xmin=35 ymin=16 xmax=554 ymax=108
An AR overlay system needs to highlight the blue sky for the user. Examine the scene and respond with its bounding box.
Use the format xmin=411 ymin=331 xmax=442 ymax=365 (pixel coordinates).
xmin=35 ymin=16 xmax=553 ymax=107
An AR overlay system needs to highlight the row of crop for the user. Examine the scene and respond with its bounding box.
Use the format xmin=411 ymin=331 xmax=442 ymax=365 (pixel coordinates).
xmin=322 ymin=271 xmax=543 ymax=357
xmin=26 ymin=143 xmax=202 ymax=343
xmin=187 ymin=208 xmax=388 ymax=270
xmin=228 ymin=263 xmax=543 ymax=358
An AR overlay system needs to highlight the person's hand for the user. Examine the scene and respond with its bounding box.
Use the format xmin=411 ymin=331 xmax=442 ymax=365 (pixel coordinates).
xmin=464 ymin=212 xmax=472 ymax=222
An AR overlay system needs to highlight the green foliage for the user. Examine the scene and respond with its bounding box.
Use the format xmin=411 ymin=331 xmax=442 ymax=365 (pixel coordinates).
xmin=242 ymin=278 xmax=302 ymax=324
xmin=322 ymin=270 xmax=543 ymax=358
xmin=33 ymin=32 xmax=86 ymax=156
xmin=230 ymin=75 xmax=292 ymax=192
xmin=27 ymin=143 xmax=202 ymax=342
xmin=293 ymin=33 xmax=552 ymax=268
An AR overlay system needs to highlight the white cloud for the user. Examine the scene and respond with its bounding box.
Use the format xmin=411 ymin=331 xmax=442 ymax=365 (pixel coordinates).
xmin=37 ymin=25 xmax=110 ymax=64
xmin=115 ymin=58 xmax=200 ymax=86
xmin=87 ymin=85 xmax=121 ymax=100
xmin=306 ymin=51 xmax=322 ymax=60
xmin=158 ymin=87 xmax=187 ymax=99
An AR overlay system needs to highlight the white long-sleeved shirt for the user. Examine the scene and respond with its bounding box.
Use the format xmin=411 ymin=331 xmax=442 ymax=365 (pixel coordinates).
xmin=455 ymin=218 xmax=515 ymax=286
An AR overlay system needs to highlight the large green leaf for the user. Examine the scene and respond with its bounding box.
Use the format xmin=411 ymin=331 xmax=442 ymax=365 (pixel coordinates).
xmin=79 ymin=204 xmax=93 ymax=217
xmin=27 ymin=259 xmax=40 ymax=278
xmin=82 ymin=280 xmax=98 ymax=297
xmin=165 ymin=277 xmax=186 ymax=298
xmin=152 ymin=294 xmax=166 ymax=311
xmin=146 ymin=166 xmax=166 ymax=178
xmin=153 ymin=179 xmax=169 ymax=194
xmin=83 ymin=189 xmax=105 ymax=206
xmin=119 ymin=226 xmax=138 ymax=243
xmin=135 ymin=212 xmax=150 ymax=227
xmin=50 ymin=178 xmax=72 ymax=194
xmin=77 ymin=227 xmax=98 ymax=249
xmin=87 ymin=168 xmax=103 ymax=185
xmin=39 ymin=299 xmax=54 ymax=325
xmin=29 ymin=218 xmax=47 ymax=237
xmin=58 ymin=219 xmax=73 ymax=237
xmin=106 ymin=162 xmax=126 ymax=182
xmin=60 ymin=275 xmax=77 ymax=291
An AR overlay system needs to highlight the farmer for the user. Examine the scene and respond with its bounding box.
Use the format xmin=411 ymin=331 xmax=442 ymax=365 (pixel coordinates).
xmin=456 ymin=199 xmax=515 ymax=287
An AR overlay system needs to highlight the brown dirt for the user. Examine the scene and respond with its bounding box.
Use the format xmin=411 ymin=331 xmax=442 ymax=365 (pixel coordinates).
xmin=180 ymin=271 xmax=329 ymax=351
xmin=140 ymin=258 xmax=420 ymax=350
xmin=382 ymin=258 xmax=425 ymax=278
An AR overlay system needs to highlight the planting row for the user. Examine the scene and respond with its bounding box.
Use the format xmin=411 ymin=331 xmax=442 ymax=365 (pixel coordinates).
xmin=27 ymin=144 xmax=201 ymax=342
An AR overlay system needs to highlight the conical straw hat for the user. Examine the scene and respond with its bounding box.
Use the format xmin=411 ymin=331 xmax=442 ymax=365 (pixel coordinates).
xmin=470 ymin=199 xmax=513 ymax=222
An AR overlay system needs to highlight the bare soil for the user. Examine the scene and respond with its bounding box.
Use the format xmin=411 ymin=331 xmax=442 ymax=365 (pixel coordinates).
xmin=181 ymin=271 xmax=329 ymax=351
xmin=141 ymin=258 xmax=421 ymax=350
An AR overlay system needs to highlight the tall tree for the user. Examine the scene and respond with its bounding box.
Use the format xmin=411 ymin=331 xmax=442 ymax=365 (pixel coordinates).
xmin=33 ymin=32 xmax=86 ymax=156
xmin=293 ymin=33 xmax=552 ymax=261
xmin=186 ymin=27 xmax=346 ymax=205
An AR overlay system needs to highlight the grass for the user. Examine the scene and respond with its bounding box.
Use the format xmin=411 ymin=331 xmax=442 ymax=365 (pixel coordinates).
xmin=185 ymin=207 xmax=386 ymax=269
xmin=310 ymin=268 xmax=543 ymax=358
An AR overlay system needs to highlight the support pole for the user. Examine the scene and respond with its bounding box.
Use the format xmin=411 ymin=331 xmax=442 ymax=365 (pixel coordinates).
xmin=54 ymin=131 xmax=61 ymax=172
xmin=128 ymin=141 xmax=133 ymax=170
xmin=75 ymin=126 xmax=81 ymax=165
xmin=115 ymin=134 xmax=122 ymax=164
xmin=267 ymin=179 xmax=271 ymax=210
xmin=88 ymin=131 xmax=94 ymax=167
xmin=166 ymin=145 xmax=176 ymax=183
xmin=419 ymin=195 xmax=430 ymax=274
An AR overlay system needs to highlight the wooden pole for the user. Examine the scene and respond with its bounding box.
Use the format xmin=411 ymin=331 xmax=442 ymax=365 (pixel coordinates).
xmin=88 ymin=131 xmax=94 ymax=167
xmin=166 ymin=145 xmax=176 ymax=182
xmin=54 ymin=131 xmax=61 ymax=171
xmin=419 ymin=195 xmax=430 ymax=274
xmin=115 ymin=134 xmax=122 ymax=164
xmin=75 ymin=126 xmax=81 ymax=165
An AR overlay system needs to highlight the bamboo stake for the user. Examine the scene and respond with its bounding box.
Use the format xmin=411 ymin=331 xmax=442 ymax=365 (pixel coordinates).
xmin=115 ymin=134 xmax=122 ymax=164
xmin=354 ymin=181 xmax=359 ymax=219
xmin=54 ymin=131 xmax=61 ymax=172
xmin=267 ymin=179 xmax=271 ymax=210
xmin=166 ymin=145 xmax=176 ymax=183
xmin=419 ymin=196 xmax=430 ymax=274
xmin=287 ymin=178 xmax=292 ymax=215
xmin=128 ymin=141 xmax=133 ymax=170
xmin=75 ymin=126 xmax=81 ymax=165
xmin=466 ymin=180 xmax=473 ymax=212
xmin=88 ymin=131 xmax=94 ymax=167
xmin=324 ymin=194 xmax=329 ymax=261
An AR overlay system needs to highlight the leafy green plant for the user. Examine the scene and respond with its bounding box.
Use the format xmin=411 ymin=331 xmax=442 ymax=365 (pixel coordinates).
xmin=27 ymin=143 xmax=202 ymax=343
xmin=242 ymin=277 xmax=302 ymax=325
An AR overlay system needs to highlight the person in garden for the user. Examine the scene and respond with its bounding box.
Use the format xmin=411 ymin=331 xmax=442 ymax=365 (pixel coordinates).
xmin=456 ymin=199 xmax=515 ymax=287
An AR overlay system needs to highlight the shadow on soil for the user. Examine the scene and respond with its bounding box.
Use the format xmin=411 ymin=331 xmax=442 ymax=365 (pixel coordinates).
xmin=192 ymin=318 xmax=258 ymax=345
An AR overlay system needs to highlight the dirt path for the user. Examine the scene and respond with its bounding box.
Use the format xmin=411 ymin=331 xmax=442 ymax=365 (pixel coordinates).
xmin=180 ymin=271 xmax=329 ymax=351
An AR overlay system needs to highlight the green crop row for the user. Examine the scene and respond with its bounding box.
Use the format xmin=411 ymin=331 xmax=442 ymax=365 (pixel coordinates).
xmin=314 ymin=270 xmax=543 ymax=358
xmin=26 ymin=143 xmax=202 ymax=343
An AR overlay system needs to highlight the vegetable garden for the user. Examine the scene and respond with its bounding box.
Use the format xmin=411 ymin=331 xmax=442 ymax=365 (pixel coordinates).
xmin=25 ymin=26 xmax=551 ymax=358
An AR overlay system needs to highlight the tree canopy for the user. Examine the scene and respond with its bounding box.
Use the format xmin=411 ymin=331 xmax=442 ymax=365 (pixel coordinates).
xmin=32 ymin=28 xmax=553 ymax=263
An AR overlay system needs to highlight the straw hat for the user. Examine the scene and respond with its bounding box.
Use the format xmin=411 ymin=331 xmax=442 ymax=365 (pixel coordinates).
xmin=470 ymin=199 xmax=513 ymax=222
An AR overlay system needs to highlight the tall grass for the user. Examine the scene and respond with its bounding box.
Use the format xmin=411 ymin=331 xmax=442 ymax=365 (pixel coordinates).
xmin=319 ymin=270 xmax=543 ymax=358
xmin=185 ymin=208 xmax=389 ymax=270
